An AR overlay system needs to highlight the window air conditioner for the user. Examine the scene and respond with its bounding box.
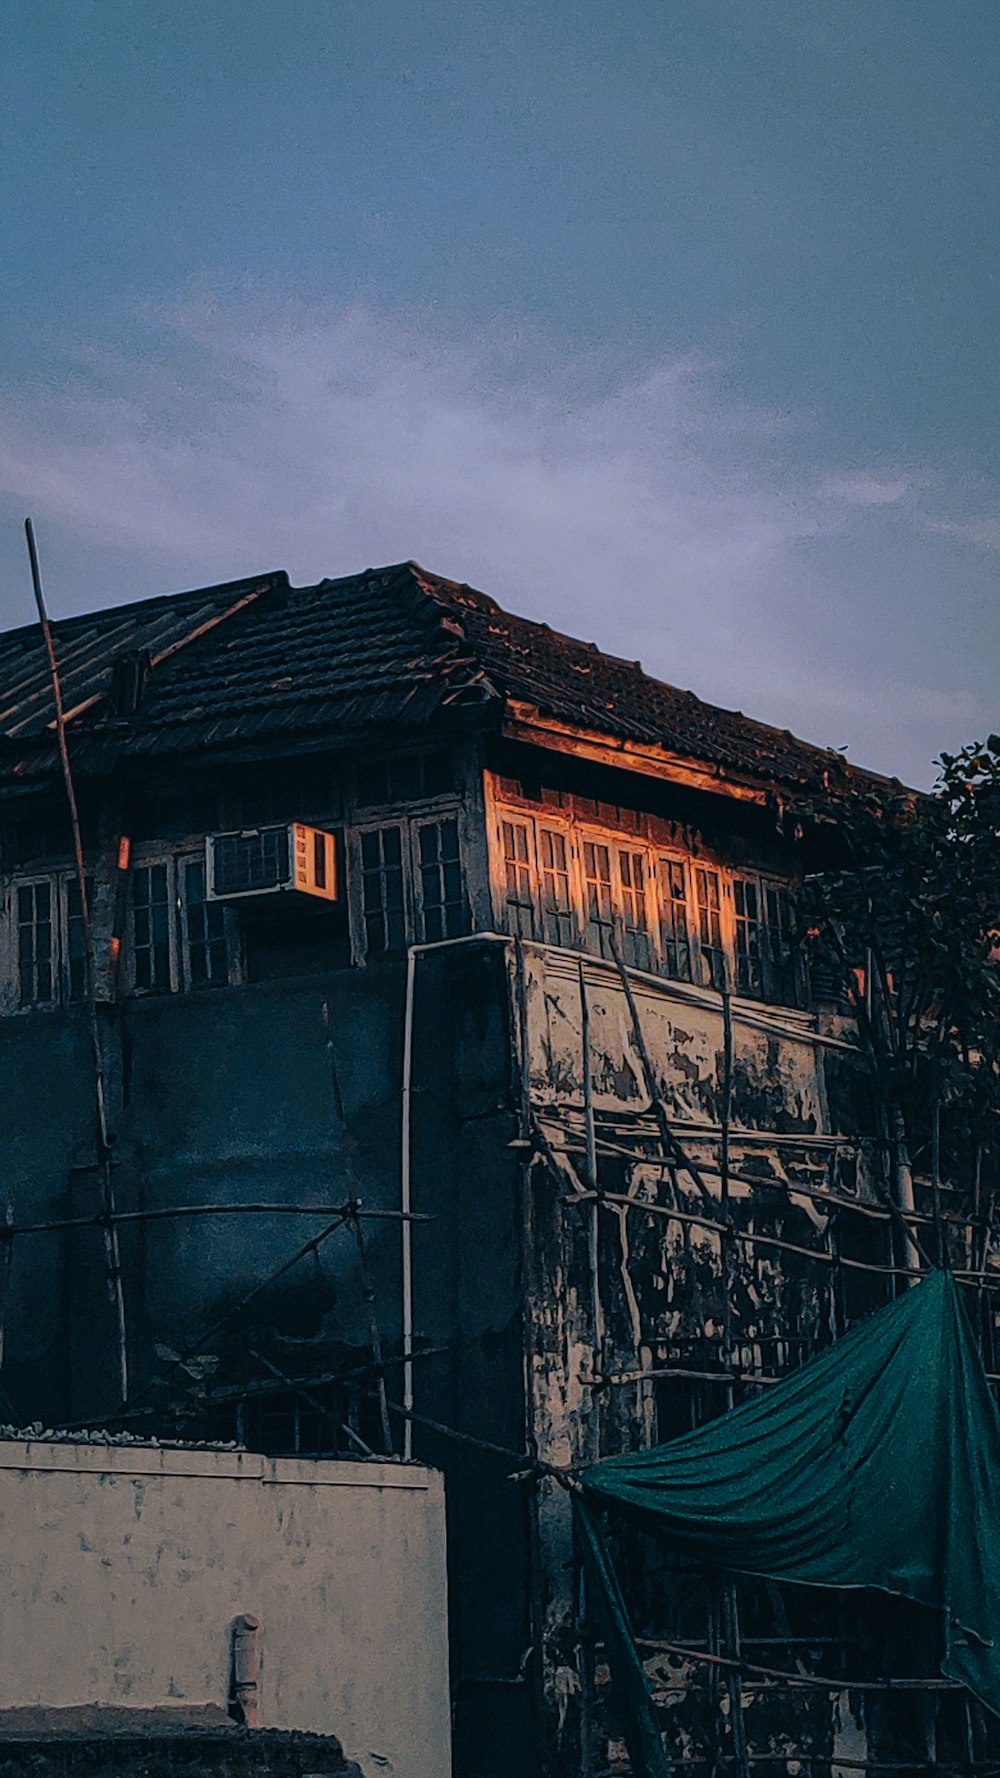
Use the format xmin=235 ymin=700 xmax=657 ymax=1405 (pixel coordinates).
xmin=206 ymin=823 xmax=337 ymax=902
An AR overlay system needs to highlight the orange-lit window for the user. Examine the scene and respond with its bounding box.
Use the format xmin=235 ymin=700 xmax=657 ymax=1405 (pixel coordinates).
xmin=657 ymin=858 xmax=692 ymax=982
xmin=539 ymin=828 xmax=574 ymax=946
xmin=500 ymin=817 xmax=536 ymax=938
xmin=583 ymin=840 xmax=614 ymax=959
xmin=693 ymin=865 xmax=726 ymax=989
xmin=618 ymin=847 xmax=650 ymax=970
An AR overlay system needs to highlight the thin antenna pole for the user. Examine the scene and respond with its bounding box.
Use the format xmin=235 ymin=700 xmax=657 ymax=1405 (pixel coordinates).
xmin=24 ymin=519 xmax=129 ymax=1403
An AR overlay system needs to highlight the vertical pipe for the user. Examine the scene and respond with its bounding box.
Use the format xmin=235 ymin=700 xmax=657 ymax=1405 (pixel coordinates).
xmin=400 ymin=945 xmax=418 ymax=1461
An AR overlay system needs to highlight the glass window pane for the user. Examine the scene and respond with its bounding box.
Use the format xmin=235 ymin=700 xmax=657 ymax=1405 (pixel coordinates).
xmin=362 ymin=825 xmax=407 ymax=956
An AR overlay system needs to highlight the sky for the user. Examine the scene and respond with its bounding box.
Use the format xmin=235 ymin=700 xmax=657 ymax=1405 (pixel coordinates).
xmin=0 ymin=1 xmax=997 ymax=787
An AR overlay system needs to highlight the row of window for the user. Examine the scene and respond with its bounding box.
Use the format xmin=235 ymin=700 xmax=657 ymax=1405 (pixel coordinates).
xmin=495 ymin=809 xmax=799 ymax=1004
xmin=2 ymin=799 xmax=800 ymax=1010
xmin=5 ymin=816 xmax=469 ymax=1009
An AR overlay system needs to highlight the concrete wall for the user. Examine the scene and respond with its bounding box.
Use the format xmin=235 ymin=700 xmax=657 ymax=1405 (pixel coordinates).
xmin=0 ymin=1440 xmax=450 ymax=1778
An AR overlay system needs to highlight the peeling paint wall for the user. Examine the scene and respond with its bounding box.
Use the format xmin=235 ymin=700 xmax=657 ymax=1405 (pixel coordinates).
xmin=509 ymin=940 xmax=940 ymax=1775
xmin=0 ymin=1441 xmax=451 ymax=1778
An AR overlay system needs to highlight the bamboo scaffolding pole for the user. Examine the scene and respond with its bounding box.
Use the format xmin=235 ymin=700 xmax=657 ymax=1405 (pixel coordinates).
xmin=539 ymin=1118 xmax=983 ymax=1232
xmin=25 ymin=517 xmax=129 ymax=1403
xmin=0 ymin=1203 xmax=429 ymax=1238
xmin=609 ymin=932 xmax=720 ymax=1216
xmin=635 ymin=1635 xmax=964 ymax=1693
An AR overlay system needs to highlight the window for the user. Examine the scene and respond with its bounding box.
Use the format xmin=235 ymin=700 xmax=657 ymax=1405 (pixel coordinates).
xmin=539 ymin=828 xmax=574 ymax=947
xmin=183 ymin=858 xmax=231 ymax=987
xmin=732 ymin=874 xmax=800 ymax=1004
xmin=582 ymin=840 xmax=615 ymax=959
xmin=417 ymin=818 xmax=468 ymax=941
xmin=489 ymin=784 xmax=800 ymax=1003
xmin=693 ymin=865 xmax=726 ymax=989
xmin=361 ymin=826 xmax=406 ymax=955
xmin=658 ymin=858 xmax=692 ymax=982
xmin=356 ymin=748 xmax=453 ymax=809
xmin=132 ymin=862 xmax=173 ymax=993
xmin=13 ymin=874 xmax=95 ymax=1009
xmin=618 ymin=846 xmax=651 ymax=970
xmin=764 ymin=881 xmax=798 ymax=1005
xmin=17 ymin=880 xmax=54 ymax=1007
xmin=733 ymin=876 xmax=763 ymax=996
xmin=500 ymin=818 xmax=536 ymax=938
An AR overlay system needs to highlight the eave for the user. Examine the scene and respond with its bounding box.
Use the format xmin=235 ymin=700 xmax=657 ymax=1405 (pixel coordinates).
xmin=501 ymin=706 xmax=782 ymax=806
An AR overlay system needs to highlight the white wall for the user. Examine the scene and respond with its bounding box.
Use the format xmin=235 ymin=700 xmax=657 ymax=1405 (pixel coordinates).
xmin=0 ymin=1440 xmax=450 ymax=1778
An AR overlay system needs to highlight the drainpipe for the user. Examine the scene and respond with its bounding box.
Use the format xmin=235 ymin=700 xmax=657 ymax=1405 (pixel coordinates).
xmin=400 ymin=933 xmax=510 ymax=1461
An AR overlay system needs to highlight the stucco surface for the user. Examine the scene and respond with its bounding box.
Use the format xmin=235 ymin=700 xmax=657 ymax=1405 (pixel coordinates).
xmin=0 ymin=1442 xmax=450 ymax=1778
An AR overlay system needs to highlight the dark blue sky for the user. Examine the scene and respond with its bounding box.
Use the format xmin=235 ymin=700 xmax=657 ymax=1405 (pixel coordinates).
xmin=1 ymin=0 xmax=997 ymax=783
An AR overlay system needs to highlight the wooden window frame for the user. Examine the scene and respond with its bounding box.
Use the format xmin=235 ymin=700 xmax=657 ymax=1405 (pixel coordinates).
xmin=354 ymin=804 xmax=469 ymax=959
xmin=127 ymin=848 xmax=239 ymax=997
xmin=3 ymin=870 xmax=98 ymax=1012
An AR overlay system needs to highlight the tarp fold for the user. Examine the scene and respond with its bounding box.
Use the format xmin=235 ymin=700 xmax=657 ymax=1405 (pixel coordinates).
xmin=579 ymin=1272 xmax=1000 ymax=1778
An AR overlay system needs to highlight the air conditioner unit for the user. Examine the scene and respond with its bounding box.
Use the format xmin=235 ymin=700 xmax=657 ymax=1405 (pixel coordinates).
xmin=206 ymin=823 xmax=337 ymax=903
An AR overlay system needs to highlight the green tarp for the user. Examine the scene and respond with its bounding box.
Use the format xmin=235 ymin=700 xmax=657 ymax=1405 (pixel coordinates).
xmin=577 ymin=1270 xmax=1000 ymax=1778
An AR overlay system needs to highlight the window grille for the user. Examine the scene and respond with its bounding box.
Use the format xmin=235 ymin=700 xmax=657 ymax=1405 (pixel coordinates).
xmin=539 ymin=828 xmax=574 ymax=947
xmin=417 ymin=818 xmax=468 ymax=942
xmin=17 ymin=881 xmax=54 ymax=1007
xmin=583 ymin=840 xmax=615 ymax=959
xmin=361 ymin=826 xmax=406 ymax=955
xmin=500 ymin=818 xmax=536 ymax=938
xmin=693 ymin=865 xmax=726 ymax=989
xmin=184 ymin=858 xmax=231 ymax=987
xmin=658 ymin=858 xmax=692 ymax=982
xmin=132 ymin=862 xmax=173 ymax=992
xmin=734 ymin=876 xmax=764 ymax=996
xmin=618 ymin=847 xmax=651 ymax=970
xmin=764 ymin=881 xmax=798 ymax=1005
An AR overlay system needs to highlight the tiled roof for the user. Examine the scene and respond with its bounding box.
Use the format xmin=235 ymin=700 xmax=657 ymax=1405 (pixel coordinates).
xmin=0 ymin=561 xmax=864 ymax=796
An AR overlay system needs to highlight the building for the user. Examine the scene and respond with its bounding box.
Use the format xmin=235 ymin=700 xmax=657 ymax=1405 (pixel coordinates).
xmin=0 ymin=561 xmax=993 ymax=1776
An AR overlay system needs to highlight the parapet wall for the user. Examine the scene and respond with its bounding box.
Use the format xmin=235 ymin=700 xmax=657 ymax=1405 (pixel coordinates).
xmin=0 ymin=1439 xmax=450 ymax=1778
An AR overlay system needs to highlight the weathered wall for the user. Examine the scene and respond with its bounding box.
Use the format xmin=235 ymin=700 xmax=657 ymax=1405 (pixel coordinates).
xmin=0 ymin=970 xmax=410 ymax=1424
xmin=511 ymin=943 xmax=891 ymax=1772
xmin=0 ymin=941 xmax=535 ymax=1778
xmin=0 ymin=1439 xmax=450 ymax=1778
xmin=407 ymin=939 xmax=537 ymax=1776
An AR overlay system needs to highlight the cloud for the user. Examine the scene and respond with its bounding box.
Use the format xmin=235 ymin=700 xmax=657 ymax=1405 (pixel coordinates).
xmin=0 ymin=295 xmax=993 ymax=786
xmin=817 ymin=472 xmax=915 ymax=509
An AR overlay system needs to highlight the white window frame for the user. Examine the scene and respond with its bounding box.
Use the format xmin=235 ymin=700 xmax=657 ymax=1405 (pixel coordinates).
xmin=411 ymin=811 xmax=469 ymax=944
xmin=353 ymin=803 xmax=468 ymax=959
xmin=127 ymin=848 xmax=239 ymax=997
xmin=3 ymin=870 xmax=93 ymax=1012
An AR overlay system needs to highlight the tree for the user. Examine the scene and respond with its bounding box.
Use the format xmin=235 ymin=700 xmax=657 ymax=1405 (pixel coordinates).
xmin=804 ymin=737 xmax=1000 ymax=1265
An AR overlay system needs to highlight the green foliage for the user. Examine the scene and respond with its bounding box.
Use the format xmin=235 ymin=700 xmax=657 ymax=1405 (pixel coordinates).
xmin=804 ymin=737 xmax=1000 ymax=1158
